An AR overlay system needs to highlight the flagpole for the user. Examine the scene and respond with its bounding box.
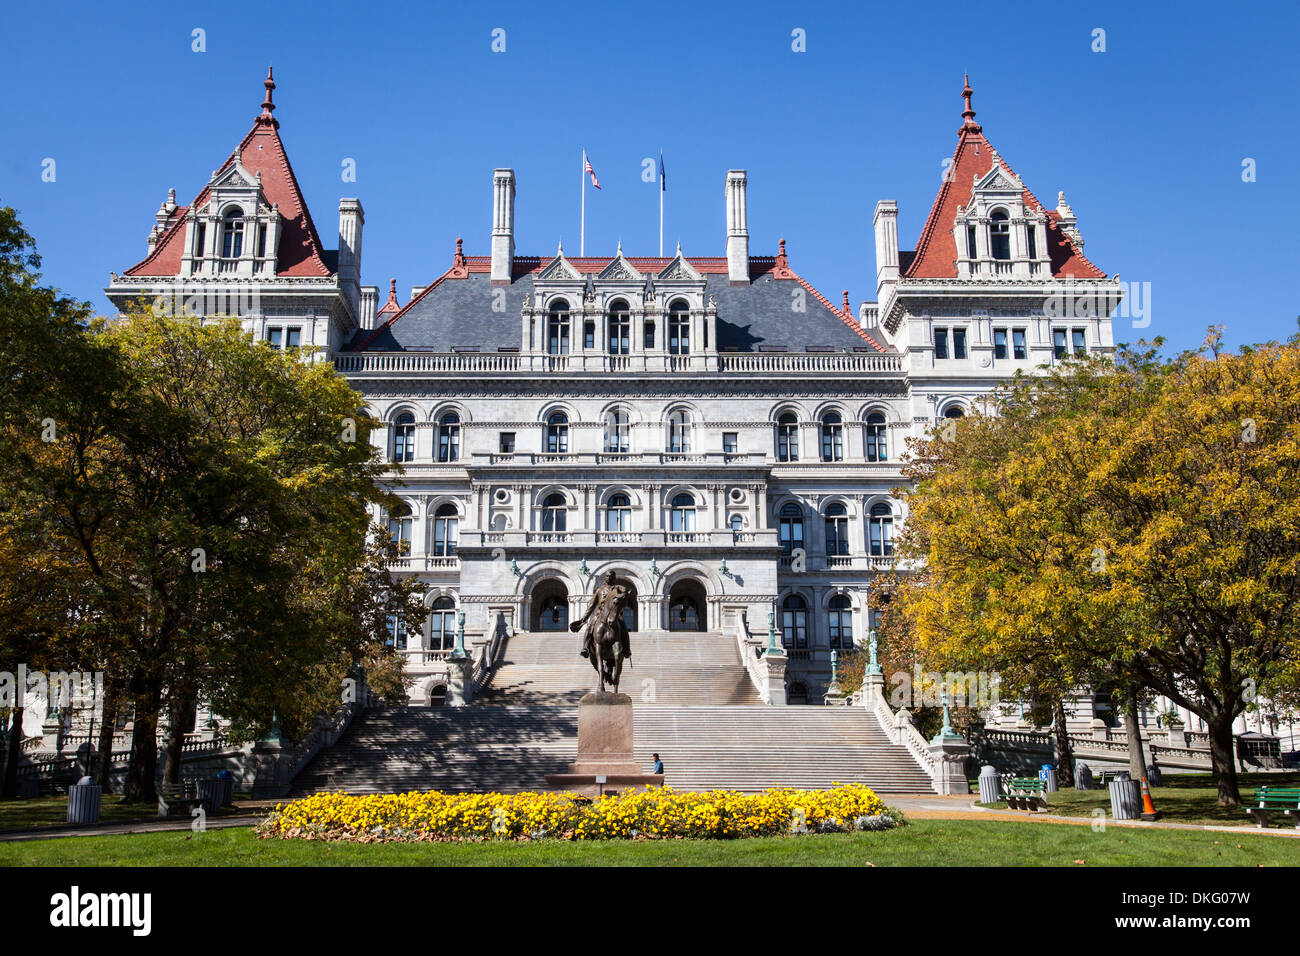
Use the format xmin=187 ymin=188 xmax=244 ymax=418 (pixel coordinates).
xmin=580 ymin=149 xmax=586 ymax=257
xmin=659 ymin=169 xmax=663 ymax=258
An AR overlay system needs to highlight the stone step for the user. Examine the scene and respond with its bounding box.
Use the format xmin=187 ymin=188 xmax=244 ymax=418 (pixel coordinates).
xmin=291 ymin=705 xmax=934 ymax=795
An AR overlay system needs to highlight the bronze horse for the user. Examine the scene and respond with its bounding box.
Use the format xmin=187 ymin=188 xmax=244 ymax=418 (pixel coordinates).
xmin=570 ymin=573 xmax=632 ymax=694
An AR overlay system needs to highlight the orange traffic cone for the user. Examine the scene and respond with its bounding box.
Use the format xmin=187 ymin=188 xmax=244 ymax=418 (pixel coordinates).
xmin=1140 ymin=776 xmax=1161 ymax=821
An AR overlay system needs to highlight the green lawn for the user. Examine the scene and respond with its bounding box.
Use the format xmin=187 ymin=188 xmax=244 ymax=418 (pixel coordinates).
xmin=0 ymin=794 xmax=258 ymax=833
xmin=982 ymin=772 xmax=1300 ymax=827
xmin=2 ymin=819 xmax=1297 ymax=866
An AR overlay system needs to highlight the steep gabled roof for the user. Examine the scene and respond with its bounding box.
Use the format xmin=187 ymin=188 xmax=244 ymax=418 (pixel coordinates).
xmin=123 ymin=68 xmax=332 ymax=279
xmin=903 ymin=77 xmax=1105 ymax=280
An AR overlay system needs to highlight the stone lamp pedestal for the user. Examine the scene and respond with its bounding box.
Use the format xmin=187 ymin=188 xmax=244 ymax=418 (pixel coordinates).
xmin=546 ymin=692 xmax=664 ymax=798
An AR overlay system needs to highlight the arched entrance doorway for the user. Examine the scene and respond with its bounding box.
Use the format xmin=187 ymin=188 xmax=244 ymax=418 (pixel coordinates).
xmin=667 ymin=579 xmax=707 ymax=631
xmin=531 ymin=578 xmax=570 ymax=632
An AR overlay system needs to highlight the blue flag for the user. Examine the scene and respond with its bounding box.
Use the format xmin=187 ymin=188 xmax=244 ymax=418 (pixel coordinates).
xmin=658 ymin=150 xmax=666 ymax=192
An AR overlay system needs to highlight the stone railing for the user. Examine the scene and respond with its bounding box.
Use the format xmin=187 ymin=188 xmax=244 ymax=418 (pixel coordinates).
xmin=472 ymin=612 xmax=512 ymax=695
xmin=717 ymin=353 xmax=903 ymax=374
xmin=337 ymin=351 xmax=904 ymax=377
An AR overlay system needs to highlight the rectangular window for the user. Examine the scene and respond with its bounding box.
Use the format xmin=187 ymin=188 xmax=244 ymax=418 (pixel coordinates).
xmin=1013 ymin=328 xmax=1027 ymax=359
xmin=966 ymin=224 xmax=977 ymax=259
xmin=953 ymin=328 xmax=967 ymax=360
xmin=722 ymin=432 xmax=738 ymax=454
xmin=1053 ymin=329 xmax=1068 ymax=359
xmin=644 ymin=323 xmax=655 ymax=349
xmin=934 ymin=328 xmax=949 ymax=360
xmin=499 ymin=432 xmax=515 ymax=454
xmin=1026 ymin=225 xmax=1037 ymax=260
xmin=285 ymin=327 xmax=301 ymax=349
xmin=1072 ymin=328 xmax=1087 ymax=355
xmin=993 ymin=328 xmax=1008 ymax=360
xmin=583 ymin=321 xmax=595 ymax=349
xmin=256 ymin=224 xmax=267 ymax=258
xmin=267 ymin=327 xmax=282 ymax=348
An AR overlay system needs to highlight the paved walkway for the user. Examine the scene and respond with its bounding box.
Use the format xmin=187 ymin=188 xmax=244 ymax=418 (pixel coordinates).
xmin=0 ymin=801 xmax=278 ymax=843
xmin=887 ymin=793 xmax=1300 ymax=838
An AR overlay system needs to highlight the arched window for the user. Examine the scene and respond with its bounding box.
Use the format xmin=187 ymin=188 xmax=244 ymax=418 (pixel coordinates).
xmin=545 ymin=411 xmax=569 ymax=454
xmin=429 ymin=596 xmax=456 ymax=651
xmin=607 ymin=300 xmax=630 ymax=355
xmin=781 ymin=594 xmax=808 ymax=649
xmin=547 ymin=299 xmax=570 ymax=355
xmin=437 ymin=411 xmax=460 ymax=461
xmin=604 ymin=493 xmax=631 ymax=532
xmin=869 ymin=502 xmax=894 ymax=557
xmin=943 ymin=405 xmax=965 ymax=420
xmin=221 ymin=207 xmax=244 ymax=259
xmin=668 ymin=300 xmax=690 ymax=355
xmin=669 ymin=493 xmax=695 ymax=532
xmin=388 ymin=503 xmax=412 ymax=556
xmin=667 ymin=410 xmax=691 ymax=454
xmin=989 ymin=209 xmax=1011 ymax=261
xmin=824 ymin=502 xmax=849 ymax=556
xmin=828 ymin=594 xmax=853 ymax=649
xmin=730 ymin=513 xmax=744 ymax=533
xmin=821 ymin=412 xmax=843 ymax=462
xmin=392 ymin=412 xmax=415 ymax=463
xmin=432 ymin=503 xmax=458 ymax=557
xmin=604 ymin=408 xmax=630 ymax=453
xmin=779 ymin=502 xmax=804 ymax=556
xmin=541 ymin=493 xmax=567 ymax=532
xmin=866 ymin=412 xmax=888 ymax=462
xmin=776 ymin=412 xmax=799 ymax=462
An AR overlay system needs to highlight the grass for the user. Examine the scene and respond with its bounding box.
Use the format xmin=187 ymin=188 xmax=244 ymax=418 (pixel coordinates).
xmin=982 ymin=772 xmax=1300 ymax=827
xmin=0 ymin=794 xmax=258 ymax=833
xmin=1 ymin=819 xmax=1298 ymax=866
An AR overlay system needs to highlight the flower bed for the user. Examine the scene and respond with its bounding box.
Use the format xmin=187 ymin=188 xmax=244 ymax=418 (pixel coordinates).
xmin=258 ymin=784 xmax=898 ymax=842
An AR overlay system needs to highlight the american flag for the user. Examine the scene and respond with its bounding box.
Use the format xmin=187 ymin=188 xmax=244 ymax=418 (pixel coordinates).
xmin=584 ymin=150 xmax=601 ymax=189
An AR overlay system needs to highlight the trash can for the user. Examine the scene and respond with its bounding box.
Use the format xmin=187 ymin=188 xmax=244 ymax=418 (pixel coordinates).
xmin=977 ymin=765 xmax=1001 ymax=804
xmin=1108 ymin=771 xmax=1141 ymax=820
xmin=215 ymin=770 xmax=235 ymax=807
xmin=196 ymin=777 xmax=228 ymax=814
xmin=67 ymin=776 xmax=102 ymax=824
xmin=1075 ymin=762 xmax=1094 ymax=790
xmin=1039 ymin=763 xmax=1058 ymax=793
xmin=1145 ymin=762 xmax=1162 ymax=787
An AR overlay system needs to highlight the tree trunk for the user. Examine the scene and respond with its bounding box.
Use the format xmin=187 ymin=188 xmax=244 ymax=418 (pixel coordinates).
xmin=94 ymin=686 xmax=117 ymax=790
xmin=122 ymin=690 xmax=160 ymax=804
xmin=0 ymin=707 xmax=23 ymax=799
xmin=1053 ymin=697 xmax=1075 ymax=788
xmin=162 ymin=698 xmax=191 ymax=785
xmin=1207 ymin=713 xmax=1242 ymax=807
xmin=1124 ymin=691 xmax=1147 ymax=781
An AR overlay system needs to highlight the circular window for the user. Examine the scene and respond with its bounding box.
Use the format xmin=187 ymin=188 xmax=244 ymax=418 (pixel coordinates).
xmin=729 ymin=487 xmax=746 ymax=504
xmin=494 ymin=488 xmax=510 ymax=504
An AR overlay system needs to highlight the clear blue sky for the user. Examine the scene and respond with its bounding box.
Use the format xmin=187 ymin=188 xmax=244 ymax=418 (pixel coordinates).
xmin=2 ymin=0 xmax=1296 ymax=353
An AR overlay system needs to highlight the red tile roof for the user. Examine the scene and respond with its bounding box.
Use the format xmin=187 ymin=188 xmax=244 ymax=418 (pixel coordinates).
xmin=123 ymin=69 xmax=332 ymax=279
xmin=904 ymin=82 xmax=1105 ymax=281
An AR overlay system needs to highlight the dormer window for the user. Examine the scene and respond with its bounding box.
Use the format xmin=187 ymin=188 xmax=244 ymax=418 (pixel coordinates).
xmin=989 ymin=209 xmax=1011 ymax=261
xmin=668 ymin=300 xmax=690 ymax=355
xmin=607 ymin=300 xmax=630 ymax=354
xmin=547 ymin=300 xmax=570 ymax=355
xmin=221 ymin=207 xmax=244 ymax=259
xmin=1025 ymin=223 xmax=1037 ymax=260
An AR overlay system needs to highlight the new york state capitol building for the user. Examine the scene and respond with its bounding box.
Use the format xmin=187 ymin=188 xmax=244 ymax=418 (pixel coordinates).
xmin=107 ymin=71 xmax=1118 ymax=710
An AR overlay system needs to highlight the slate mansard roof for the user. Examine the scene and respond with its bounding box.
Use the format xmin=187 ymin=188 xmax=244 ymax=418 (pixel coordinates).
xmin=352 ymin=250 xmax=889 ymax=354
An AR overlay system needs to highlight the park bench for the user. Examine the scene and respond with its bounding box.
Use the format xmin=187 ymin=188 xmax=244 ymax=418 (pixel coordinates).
xmin=157 ymin=780 xmax=204 ymax=818
xmin=1244 ymin=786 xmax=1300 ymax=829
xmin=1005 ymin=777 xmax=1048 ymax=811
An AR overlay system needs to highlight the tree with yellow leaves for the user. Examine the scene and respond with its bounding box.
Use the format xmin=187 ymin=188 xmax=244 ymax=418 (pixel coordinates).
xmin=896 ymin=332 xmax=1300 ymax=806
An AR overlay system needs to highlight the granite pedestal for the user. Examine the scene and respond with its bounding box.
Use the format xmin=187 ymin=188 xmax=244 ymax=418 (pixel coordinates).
xmin=546 ymin=691 xmax=664 ymax=798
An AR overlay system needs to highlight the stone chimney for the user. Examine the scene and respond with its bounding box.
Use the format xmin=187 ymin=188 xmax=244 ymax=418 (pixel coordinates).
xmin=725 ymin=170 xmax=749 ymax=283
xmin=337 ymin=198 xmax=365 ymax=322
xmin=359 ymin=285 xmax=378 ymax=330
xmin=491 ymin=169 xmax=516 ymax=284
xmin=873 ymin=200 xmax=899 ymax=300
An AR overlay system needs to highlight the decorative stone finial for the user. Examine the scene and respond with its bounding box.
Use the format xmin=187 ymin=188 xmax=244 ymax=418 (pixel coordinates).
xmin=960 ymin=73 xmax=981 ymax=133
xmin=842 ymin=290 xmax=851 ymax=314
xmin=257 ymin=66 xmax=279 ymax=128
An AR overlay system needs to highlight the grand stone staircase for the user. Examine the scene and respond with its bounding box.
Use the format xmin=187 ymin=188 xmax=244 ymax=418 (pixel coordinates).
xmin=477 ymin=630 xmax=762 ymax=706
xmin=291 ymin=629 xmax=934 ymax=795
